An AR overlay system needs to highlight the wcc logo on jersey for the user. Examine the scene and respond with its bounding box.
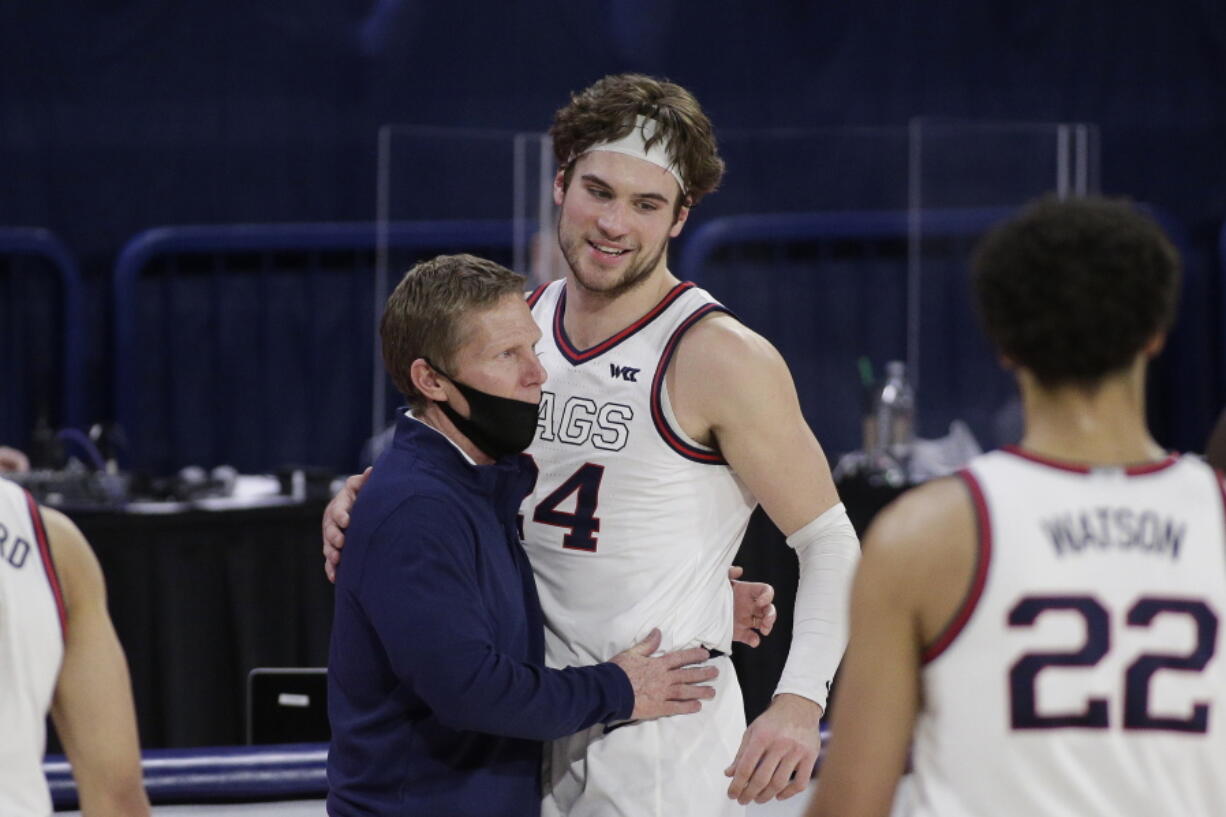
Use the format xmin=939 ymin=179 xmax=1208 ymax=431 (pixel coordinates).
xmin=609 ymin=363 xmax=640 ymax=382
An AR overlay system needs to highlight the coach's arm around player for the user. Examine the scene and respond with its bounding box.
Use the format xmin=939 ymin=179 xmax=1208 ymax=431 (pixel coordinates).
xmin=44 ymin=507 xmax=151 ymax=817
xmin=322 ymin=469 xmax=779 ymax=649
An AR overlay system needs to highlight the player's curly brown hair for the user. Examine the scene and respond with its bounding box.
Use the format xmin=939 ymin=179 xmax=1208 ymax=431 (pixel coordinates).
xmin=971 ymin=195 xmax=1180 ymax=389
xmin=550 ymin=74 xmax=725 ymax=209
xmin=381 ymin=254 xmax=524 ymax=409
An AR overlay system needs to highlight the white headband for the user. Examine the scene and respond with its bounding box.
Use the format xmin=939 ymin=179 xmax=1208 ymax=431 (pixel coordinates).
xmin=580 ymin=115 xmax=687 ymax=195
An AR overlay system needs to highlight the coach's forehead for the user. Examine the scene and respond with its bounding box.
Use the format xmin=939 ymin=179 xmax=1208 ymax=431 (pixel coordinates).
xmin=453 ymin=293 xmax=539 ymax=358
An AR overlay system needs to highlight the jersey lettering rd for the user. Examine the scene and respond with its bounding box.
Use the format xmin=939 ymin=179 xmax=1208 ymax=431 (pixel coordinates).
xmin=0 ymin=523 xmax=32 ymax=569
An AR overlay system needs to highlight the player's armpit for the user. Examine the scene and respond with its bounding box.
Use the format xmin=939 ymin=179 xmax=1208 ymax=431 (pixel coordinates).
xmin=43 ymin=508 xmax=150 ymax=817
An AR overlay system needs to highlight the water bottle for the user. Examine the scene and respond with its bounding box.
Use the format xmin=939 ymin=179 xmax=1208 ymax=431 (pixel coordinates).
xmin=867 ymin=361 xmax=914 ymax=484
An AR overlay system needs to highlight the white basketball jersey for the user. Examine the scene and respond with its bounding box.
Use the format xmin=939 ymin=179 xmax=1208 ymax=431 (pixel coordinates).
xmin=909 ymin=448 xmax=1226 ymax=817
xmin=523 ymin=280 xmax=757 ymax=668
xmin=0 ymin=479 xmax=66 ymax=817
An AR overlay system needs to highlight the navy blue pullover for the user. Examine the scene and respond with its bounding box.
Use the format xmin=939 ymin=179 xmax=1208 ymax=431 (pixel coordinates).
xmin=326 ymin=414 xmax=633 ymax=817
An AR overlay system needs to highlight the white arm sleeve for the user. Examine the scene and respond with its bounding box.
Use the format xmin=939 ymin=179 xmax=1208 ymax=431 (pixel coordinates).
xmin=773 ymin=501 xmax=861 ymax=711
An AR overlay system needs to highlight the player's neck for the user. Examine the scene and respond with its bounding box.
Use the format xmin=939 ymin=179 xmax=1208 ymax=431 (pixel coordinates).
xmin=562 ymin=267 xmax=680 ymax=350
xmin=1016 ymin=361 xmax=1165 ymax=466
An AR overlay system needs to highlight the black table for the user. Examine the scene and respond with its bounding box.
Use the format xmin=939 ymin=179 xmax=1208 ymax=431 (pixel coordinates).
xmin=63 ymin=500 xmax=333 ymax=749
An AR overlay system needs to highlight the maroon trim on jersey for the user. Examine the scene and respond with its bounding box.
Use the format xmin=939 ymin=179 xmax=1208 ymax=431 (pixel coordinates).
xmin=525 ymin=281 xmax=550 ymax=308
xmin=921 ymin=469 xmax=992 ymax=664
xmin=24 ymin=490 xmax=67 ymax=642
xmin=553 ymin=281 xmax=697 ymax=365
xmin=1123 ymin=452 xmax=1181 ymax=476
xmin=1217 ymin=470 xmax=1226 ymax=541
xmin=1001 ymin=444 xmax=1180 ymax=476
xmin=649 ymin=303 xmax=731 ymax=465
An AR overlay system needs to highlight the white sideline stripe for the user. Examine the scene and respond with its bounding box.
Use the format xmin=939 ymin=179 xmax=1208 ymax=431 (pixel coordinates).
xmin=44 ymin=749 xmax=329 ymax=775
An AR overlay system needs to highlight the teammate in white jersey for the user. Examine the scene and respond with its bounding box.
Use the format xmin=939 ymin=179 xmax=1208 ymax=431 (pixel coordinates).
xmin=0 ymin=479 xmax=149 ymax=817
xmin=808 ymin=195 xmax=1226 ymax=817
xmin=325 ymin=74 xmax=861 ymax=814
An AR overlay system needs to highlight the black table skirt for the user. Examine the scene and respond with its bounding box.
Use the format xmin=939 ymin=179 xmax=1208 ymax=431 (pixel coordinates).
xmin=63 ymin=501 xmax=333 ymax=750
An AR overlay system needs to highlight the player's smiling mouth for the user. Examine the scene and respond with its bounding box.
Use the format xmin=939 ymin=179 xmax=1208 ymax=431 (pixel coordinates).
xmin=589 ymin=241 xmax=629 ymax=256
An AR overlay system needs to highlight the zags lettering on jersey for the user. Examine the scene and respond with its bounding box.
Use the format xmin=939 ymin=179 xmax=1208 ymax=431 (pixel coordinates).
xmin=0 ymin=522 xmax=31 ymax=569
xmin=536 ymin=390 xmax=634 ymax=451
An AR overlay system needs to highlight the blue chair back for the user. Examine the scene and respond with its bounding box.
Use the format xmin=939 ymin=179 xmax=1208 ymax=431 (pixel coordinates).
xmin=0 ymin=228 xmax=83 ymax=454
xmin=113 ymin=221 xmax=513 ymax=475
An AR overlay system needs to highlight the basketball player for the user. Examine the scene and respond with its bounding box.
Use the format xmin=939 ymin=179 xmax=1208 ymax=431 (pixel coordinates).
xmin=807 ymin=196 xmax=1226 ymax=817
xmin=0 ymin=479 xmax=149 ymax=816
xmin=325 ymin=75 xmax=860 ymax=814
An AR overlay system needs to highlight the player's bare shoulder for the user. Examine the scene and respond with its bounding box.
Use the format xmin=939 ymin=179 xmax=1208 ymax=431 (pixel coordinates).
xmin=38 ymin=506 xmax=105 ymax=613
xmin=663 ymin=312 xmax=793 ymax=441
xmin=673 ymin=312 xmax=787 ymax=382
xmin=867 ymin=477 xmax=974 ymax=554
xmin=863 ymin=476 xmax=980 ymax=644
xmin=668 ymin=313 xmax=797 ymax=427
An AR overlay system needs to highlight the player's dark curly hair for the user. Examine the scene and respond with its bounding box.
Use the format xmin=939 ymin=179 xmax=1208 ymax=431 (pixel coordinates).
xmin=550 ymin=73 xmax=725 ymax=209
xmin=971 ymin=195 xmax=1180 ymax=388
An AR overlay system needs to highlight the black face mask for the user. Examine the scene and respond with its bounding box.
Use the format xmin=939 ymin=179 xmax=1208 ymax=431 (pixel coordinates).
xmin=428 ymin=360 xmax=540 ymax=461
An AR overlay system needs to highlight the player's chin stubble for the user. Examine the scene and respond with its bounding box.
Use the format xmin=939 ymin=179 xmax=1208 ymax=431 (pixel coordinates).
xmin=558 ymin=227 xmax=668 ymax=302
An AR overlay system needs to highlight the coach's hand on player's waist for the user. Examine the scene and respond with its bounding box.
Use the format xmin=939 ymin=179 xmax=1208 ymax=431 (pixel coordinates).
xmin=609 ymin=629 xmax=718 ymax=720
xmin=322 ymin=467 xmax=370 ymax=583
xmin=726 ymin=692 xmax=822 ymax=804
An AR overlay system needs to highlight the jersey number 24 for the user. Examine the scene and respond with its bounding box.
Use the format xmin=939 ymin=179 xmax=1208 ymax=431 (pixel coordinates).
xmin=521 ymin=458 xmax=604 ymax=552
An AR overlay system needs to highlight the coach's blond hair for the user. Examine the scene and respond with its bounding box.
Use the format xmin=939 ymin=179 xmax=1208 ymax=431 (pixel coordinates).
xmin=380 ymin=254 xmax=525 ymax=409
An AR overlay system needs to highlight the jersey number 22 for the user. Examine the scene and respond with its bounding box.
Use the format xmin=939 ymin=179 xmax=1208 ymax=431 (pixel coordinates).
xmin=1009 ymin=594 xmax=1217 ymax=733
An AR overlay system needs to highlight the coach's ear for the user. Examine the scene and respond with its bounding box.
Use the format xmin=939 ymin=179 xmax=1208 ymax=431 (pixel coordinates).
xmin=410 ymin=359 xmax=448 ymax=403
xmin=553 ymin=169 xmax=567 ymax=207
xmin=1142 ymin=331 xmax=1167 ymax=359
